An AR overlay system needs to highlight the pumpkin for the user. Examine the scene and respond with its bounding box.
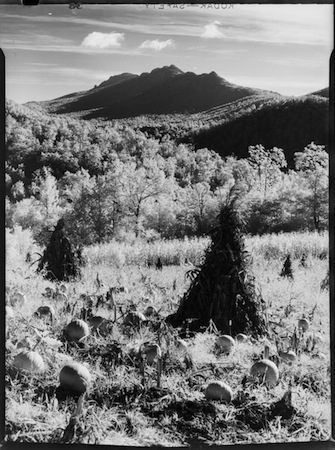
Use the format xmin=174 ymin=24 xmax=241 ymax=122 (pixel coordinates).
xmin=311 ymin=352 xmax=326 ymax=360
xmin=89 ymin=316 xmax=107 ymax=330
xmin=13 ymin=350 xmax=45 ymax=373
xmin=59 ymin=362 xmax=91 ymax=393
xmin=140 ymin=343 xmax=161 ymax=365
xmin=250 ymin=359 xmax=279 ymax=387
xmin=34 ymin=305 xmax=55 ymax=320
xmin=80 ymin=294 xmax=95 ymax=308
xmin=123 ymin=311 xmax=146 ymax=327
xmin=205 ymin=381 xmax=232 ymax=402
xmin=144 ymin=306 xmax=158 ymax=317
xmin=59 ymin=284 xmax=68 ymax=294
xmin=11 ymin=291 xmax=27 ymax=306
xmin=235 ymin=333 xmax=248 ymax=343
xmin=215 ymin=335 xmax=235 ymax=353
xmin=65 ymin=319 xmax=89 ymax=342
xmin=298 ymin=318 xmax=309 ymax=332
xmin=278 ymin=350 xmax=296 ymax=364
xmin=45 ymin=287 xmax=56 ymax=298
xmin=55 ymin=292 xmax=68 ymax=302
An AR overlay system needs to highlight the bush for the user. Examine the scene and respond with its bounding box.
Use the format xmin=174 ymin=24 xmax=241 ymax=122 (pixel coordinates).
xmin=6 ymin=225 xmax=39 ymax=268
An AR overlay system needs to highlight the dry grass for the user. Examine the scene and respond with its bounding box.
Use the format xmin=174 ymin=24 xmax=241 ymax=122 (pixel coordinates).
xmin=5 ymin=230 xmax=331 ymax=445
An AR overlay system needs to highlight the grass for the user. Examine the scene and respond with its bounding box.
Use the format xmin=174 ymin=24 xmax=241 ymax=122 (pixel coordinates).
xmin=246 ymin=230 xmax=329 ymax=261
xmin=4 ymin=230 xmax=331 ymax=445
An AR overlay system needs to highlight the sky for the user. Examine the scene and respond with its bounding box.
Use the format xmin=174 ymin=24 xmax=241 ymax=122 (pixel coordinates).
xmin=0 ymin=3 xmax=333 ymax=104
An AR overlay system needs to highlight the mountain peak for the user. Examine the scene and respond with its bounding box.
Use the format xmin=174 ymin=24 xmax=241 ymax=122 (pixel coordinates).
xmin=150 ymin=65 xmax=184 ymax=77
xmin=168 ymin=64 xmax=185 ymax=75
xmin=207 ymin=71 xmax=228 ymax=83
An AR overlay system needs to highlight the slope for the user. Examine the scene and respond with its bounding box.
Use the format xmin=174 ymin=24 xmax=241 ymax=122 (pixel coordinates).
xmin=186 ymin=95 xmax=329 ymax=166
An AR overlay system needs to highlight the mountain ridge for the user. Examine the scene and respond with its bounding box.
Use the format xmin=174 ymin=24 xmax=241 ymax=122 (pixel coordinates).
xmin=28 ymin=65 xmax=280 ymax=120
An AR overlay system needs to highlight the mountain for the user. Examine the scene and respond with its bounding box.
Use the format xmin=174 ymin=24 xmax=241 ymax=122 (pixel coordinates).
xmin=95 ymin=72 xmax=138 ymax=89
xmin=307 ymin=87 xmax=329 ymax=98
xmin=29 ymin=65 xmax=279 ymax=120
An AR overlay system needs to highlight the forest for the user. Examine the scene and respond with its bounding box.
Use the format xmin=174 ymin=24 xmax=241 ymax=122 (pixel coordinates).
xmin=188 ymin=95 xmax=328 ymax=166
xmin=5 ymin=99 xmax=329 ymax=248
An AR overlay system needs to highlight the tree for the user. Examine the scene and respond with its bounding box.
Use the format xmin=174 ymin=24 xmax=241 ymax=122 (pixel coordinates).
xmin=294 ymin=143 xmax=328 ymax=232
xmin=245 ymin=196 xmax=285 ymax=235
xmin=193 ymin=147 xmax=226 ymax=189
xmin=248 ymin=145 xmax=287 ymax=200
xmin=174 ymin=144 xmax=196 ymax=188
xmin=118 ymin=160 xmax=167 ymax=237
xmin=11 ymin=181 xmax=25 ymax=201
xmin=61 ymin=170 xmax=119 ymax=245
xmin=29 ymin=168 xmax=62 ymax=245
xmin=31 ymin=168 xmax=61 ymax=221
xmin=142 ymin=177 xmax=179 ymax=238
xmin=181 ymin=182 xmax=217 ymax=235
xmin=166 ymin=204 xmax=267 ymax=337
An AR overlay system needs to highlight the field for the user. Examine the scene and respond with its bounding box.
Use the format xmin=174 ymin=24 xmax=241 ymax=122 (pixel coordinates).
xmin=4 ymin=229 xmax=331 ymax=445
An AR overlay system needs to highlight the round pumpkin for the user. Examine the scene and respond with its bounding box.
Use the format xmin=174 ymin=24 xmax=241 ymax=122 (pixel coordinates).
xmin=59 ymin=362 xmax=91 ymax=393
xmin=59 ymin=284 xmax=68 ymax=294
xmin=11 ymin=291 xmax=27 ymax=306
xmin=13 ymin=350 xmax=45 ymax=373
xmin=65 ymin=319 xmax=89 ymax=342
xmin=45 ymin=287 xmax=56 ymax=298
xmin=298 ymin=318 xmax=309 ymax=332
xmin=123 ymin=311 xmax=146 ymax=327
xmin=80 ymin=294 xmax=95 ymax=308
xmin=205 ymin=381 xmax=233 ymax=402
xmin=140 ymin=343 xmax=161 ymax=365
xmin=250 ymin=359 xmax=279 ymax=387
xmin=216 ymin=335 xmax=235 ymax=353
xmin=35 ymin=305 xmax=55 ymax=320
xmin=144 ymin=306 xmax=158 ymax=317
xmin=89 ymin=315 xmax=105 ymax=330
xmin=55 ymin=292 xmax=68 ymax=302
xmin=235 ymin=333 xmax=248 ymax=343
xmin=278 ymin=350 xmax=296 ymax=364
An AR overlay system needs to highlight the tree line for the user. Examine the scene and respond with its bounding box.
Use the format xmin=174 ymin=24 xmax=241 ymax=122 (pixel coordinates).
xmin=5 ymin=100 xmax=328 ymax=247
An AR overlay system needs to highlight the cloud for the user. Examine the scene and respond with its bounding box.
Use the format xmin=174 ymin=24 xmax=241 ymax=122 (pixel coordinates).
xmin=81 ymin=32 xmax=124 ymax=49
xmin=139 ymin=39 xmax=174 ymax=51
xmin=201 ymin=21 xmax=225 ymax=39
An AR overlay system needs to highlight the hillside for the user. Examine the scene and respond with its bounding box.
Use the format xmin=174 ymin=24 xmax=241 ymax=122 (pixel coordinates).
xmin=28 ymin=65 xmax=278 ymax=120
xmin=308 ymin=87 xmax=329 ymax=98
xmin=185 ymin=95 xmax=329 ymax=166
xmin=23 ymin=91 xmax=329 ymax=170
